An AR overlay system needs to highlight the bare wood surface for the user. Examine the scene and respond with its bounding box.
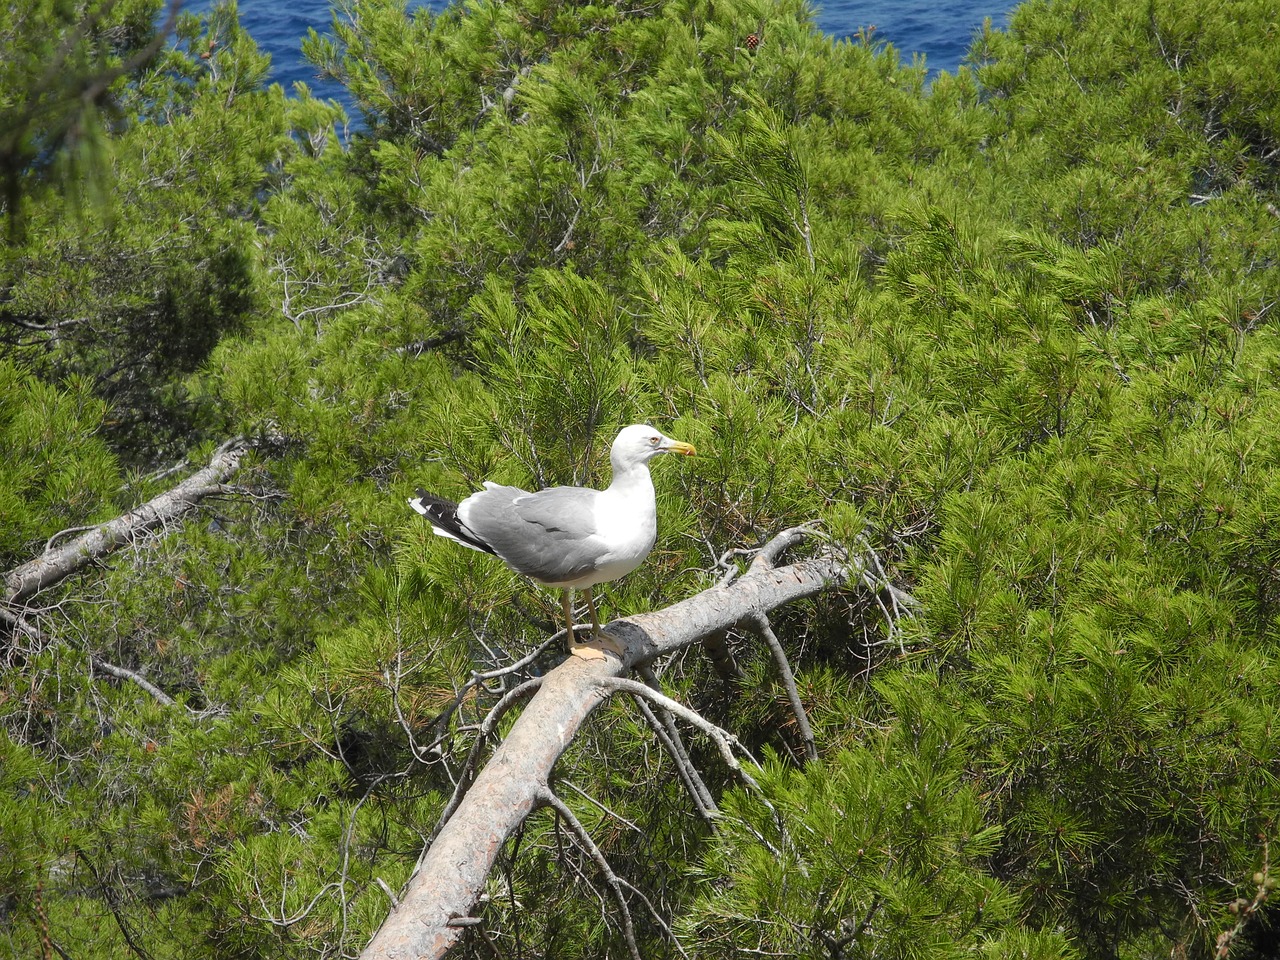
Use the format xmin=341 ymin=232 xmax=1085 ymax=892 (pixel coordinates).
xmin=4 ymin=438 xmax=247 ymax=607
xmin=361 ymin=539 xmax=857 ymax=960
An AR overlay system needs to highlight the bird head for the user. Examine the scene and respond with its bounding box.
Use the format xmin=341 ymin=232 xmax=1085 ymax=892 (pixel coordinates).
xmin=612 ymin=424 xmax=697 ymax=467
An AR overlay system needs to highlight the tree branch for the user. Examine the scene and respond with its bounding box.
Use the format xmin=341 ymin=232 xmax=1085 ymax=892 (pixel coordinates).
xmin=633 ymin=664 xmax=718 ymax=821
xmin=3 ymin=574 xmax=182 ymax=709
xmin=600 ymin=675 xmax=763 ymax=793
xmin=429 ymin=677 xmax=544 ymax=843
xmin=360 ymin=532 xmax=863 ymax=960
xmin=700 ymin=627 xmax=745 ymax=679
xmin=541 ymin=790 xmax=642 ymax=960
xmin=4 ymin=438 xmax=248 ymax=607
xmin=747 ymin=612 xmax=818 ymax=763
xmin=90 ymin=656 xmax=176 ymax=707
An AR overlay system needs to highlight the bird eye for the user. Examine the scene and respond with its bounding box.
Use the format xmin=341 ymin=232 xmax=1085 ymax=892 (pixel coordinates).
xmin=649 ymin=436 xmax=660 ymax=445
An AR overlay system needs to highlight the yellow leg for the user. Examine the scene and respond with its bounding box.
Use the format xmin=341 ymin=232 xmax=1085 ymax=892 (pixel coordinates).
xmin=566 ymin=587 xmax=622 ymax=660
xmin=583 ymin=586 xmax=603 ymax=637
xmin=562 ymin=590 xmax=576 ymax=648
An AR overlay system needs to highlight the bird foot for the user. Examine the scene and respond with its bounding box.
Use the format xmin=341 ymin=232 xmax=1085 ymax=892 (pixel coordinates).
xmin=569 ymin=631 xmax=623 ymax=661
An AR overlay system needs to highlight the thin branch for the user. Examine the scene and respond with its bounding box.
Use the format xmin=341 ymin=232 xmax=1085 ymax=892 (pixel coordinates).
xmin=75 ymin=849 xmax=155 ymax=960
xmin=560 ymin=780 xmax=644 ymax=835
xmin=42 ymin=525 xmax=98 ymax=552
xmin=540 ymin=790 xmax=642 ymax=960
xmin=1 ymin=607 xmax=181 ymax=708
xmin=712 ymin=542 xmax=759 ymax=587
xmin=747 ymin=612 xmax=817 ymax=763
xmin=598 ymin=676 xmax=762 ymax=794
xmin=616 ymin=874 xmax=691 ymax=960
xmin=631 ymin=694 xmax=715 ymax=818
xmin=119 ymin=455 xmax=194 ymax=495
xmin=0 ymin=604 xmax=43 ymax=643
xmin=636 ymin=664 xmax=718 ymax=819
xmin=374 ymin=878 xmax=400 ymax=909
xmin=394 ymin=330 xmax=464 ymax=357
xmin=1215 ymin=840 xmax=1273 ymax=959
xmin=90 ymin=656 xmax=176 ymax=707
xmin=749 ymin=523 xmax=824 ymax=574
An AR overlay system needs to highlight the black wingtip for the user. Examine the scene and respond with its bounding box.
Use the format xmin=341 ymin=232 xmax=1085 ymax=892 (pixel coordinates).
xmin=407 ymin=488 xmax=497 ymax=556
xmin=408 ymin=488 xmax=457 ymax=520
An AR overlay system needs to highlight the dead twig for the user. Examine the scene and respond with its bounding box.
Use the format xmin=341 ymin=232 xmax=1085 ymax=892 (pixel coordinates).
xmin=4 ymin=438 xmax=249 ymax=607
xmin=746 ymin=612 xmax=817 ymax=763
xmin=540 ymin=791 xmax=642 ymax=960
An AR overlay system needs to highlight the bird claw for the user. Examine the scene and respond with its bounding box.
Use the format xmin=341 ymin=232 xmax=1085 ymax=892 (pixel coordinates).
xmin=569 ymin=632 xmax=623 ymax=661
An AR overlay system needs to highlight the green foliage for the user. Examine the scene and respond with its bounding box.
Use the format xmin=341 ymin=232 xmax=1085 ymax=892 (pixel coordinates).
xmin=0 ymin=0 xmax=169 ymax=235
xmin=4 ymin=0 xmax=1280 ymax=956
xmin=685 ymin=680 xmax=1070 ymax=959
xmin=0 ymin=0 xmax=324 ymax=463
xmin=0 ymin=361 xmax=119 ymax=564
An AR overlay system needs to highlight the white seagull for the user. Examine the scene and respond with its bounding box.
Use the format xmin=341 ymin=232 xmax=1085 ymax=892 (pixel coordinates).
xmin=409 ymin=424 xmax=696 ymax=649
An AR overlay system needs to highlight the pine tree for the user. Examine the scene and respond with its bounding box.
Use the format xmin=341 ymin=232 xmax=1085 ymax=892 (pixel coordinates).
xmin=3 ymin=0 xmax=1280 ymax=956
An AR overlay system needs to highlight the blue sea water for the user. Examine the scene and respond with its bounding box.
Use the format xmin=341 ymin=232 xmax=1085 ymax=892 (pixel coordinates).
xmin=821 ymin=0 xmax=1013 ymax=74
xmin=176 ymin=0 xmax=1015 ymax=99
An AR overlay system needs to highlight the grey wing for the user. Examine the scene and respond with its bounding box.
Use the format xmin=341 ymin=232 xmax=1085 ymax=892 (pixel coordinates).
xmin=460 ymin=484 xmax=604 ymax=584
xmin=511 ymin=486 xmax=601 ymax=537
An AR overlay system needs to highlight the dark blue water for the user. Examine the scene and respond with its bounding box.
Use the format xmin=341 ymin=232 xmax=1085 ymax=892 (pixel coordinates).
xmin=821 ymin=0 xmax=1013 ymax=74
xmin=177 ymin=0 xmax=1013 ymax=104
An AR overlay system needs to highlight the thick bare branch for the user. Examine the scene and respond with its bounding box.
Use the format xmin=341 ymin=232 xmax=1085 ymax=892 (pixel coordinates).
xmin=4 ymin=438 xmax=248 ymax=607
xmin=361 ymin=538 xmax=859 ymax=960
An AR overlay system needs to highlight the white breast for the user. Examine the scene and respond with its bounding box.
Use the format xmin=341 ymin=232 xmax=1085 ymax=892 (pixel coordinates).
xmin=574 ymin=482 xmax=658 ymax=587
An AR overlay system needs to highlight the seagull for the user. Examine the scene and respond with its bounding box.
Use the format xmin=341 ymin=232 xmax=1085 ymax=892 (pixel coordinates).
xmin=409 ymin=424 xmax=696 ymax=650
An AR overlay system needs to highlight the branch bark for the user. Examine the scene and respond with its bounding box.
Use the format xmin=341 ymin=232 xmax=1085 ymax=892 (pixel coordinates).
xmin=361 ymin=532 xmax=860 ymax=960
xmin=3 ymin=438 xmax=248 ymax=608
xmin=748 ymin=612 xmax=818 ymax=762
xmin=634 ymin=664 xmax=718 ymax=821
